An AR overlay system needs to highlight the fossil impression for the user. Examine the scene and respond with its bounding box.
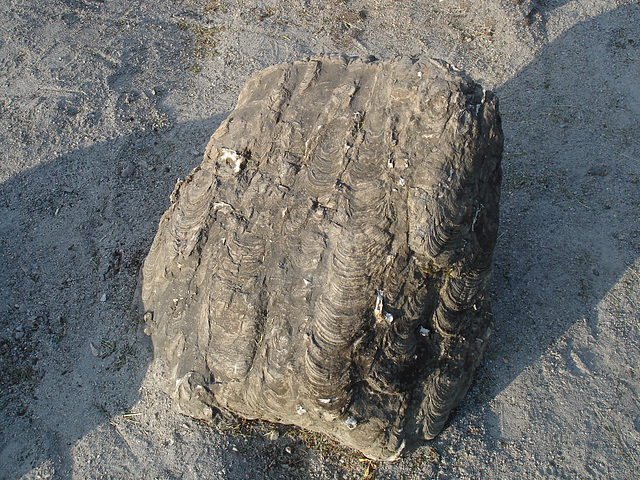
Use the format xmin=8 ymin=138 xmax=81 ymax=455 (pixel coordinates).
xmin=140 ymin=55 xmax=503 ymax=461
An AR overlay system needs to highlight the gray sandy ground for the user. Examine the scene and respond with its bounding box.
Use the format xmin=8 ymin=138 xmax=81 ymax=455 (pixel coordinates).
xmin=0 ymin=0 xmax=638 ymax=479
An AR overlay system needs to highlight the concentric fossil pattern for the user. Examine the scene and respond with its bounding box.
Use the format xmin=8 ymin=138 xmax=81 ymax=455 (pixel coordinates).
xmin=140 ymin=55 xmax=503 ymax=461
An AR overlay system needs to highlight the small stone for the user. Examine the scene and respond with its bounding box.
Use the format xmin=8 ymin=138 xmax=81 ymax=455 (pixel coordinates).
xmin=100 ymin=293 xmax=107 ymax=302
xmin=121 ymin=164 xmax=135 ymax=178
xmin=587 ymin=165 xmax=608 ymax=177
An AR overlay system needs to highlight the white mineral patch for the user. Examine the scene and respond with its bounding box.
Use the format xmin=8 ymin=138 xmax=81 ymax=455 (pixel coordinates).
xmin=343 ymin=416 xmax=358 ymax=429
xmin=374 ymin=290 xmax=384 ymax=322
xmin=219 ymin=148 xmax=246 ymax=175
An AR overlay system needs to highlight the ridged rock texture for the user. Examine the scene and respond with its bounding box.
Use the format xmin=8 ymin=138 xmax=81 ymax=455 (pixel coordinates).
xmin=140 ymin=55 xmax=503 ymax=461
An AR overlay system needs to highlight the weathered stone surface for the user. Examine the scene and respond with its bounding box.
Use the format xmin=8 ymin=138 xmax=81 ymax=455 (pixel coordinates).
xmin=140 ymin=55 xmax=503 ymax=460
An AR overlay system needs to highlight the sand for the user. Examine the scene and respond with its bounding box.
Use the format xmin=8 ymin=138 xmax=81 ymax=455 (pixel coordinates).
xmin=1 ymin=0 xmax=638 ymax=479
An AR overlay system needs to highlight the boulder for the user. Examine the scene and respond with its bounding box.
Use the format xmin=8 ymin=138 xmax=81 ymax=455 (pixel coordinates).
xmin=140 ymin=55 xmax=503 ymax=460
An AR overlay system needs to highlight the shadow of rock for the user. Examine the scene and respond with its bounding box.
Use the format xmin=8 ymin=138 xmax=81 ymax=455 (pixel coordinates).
xmin=486 ymin=0 xmax=638 ymax=401
xmin=0 ymin=116 xmax=225 ymax=478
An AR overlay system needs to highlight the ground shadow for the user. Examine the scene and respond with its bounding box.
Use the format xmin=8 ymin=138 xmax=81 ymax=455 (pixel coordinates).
xmin=0 ymin=115 xmax=224 ymax=478
xmin=448 ymin=0 xmax=640 ymax=438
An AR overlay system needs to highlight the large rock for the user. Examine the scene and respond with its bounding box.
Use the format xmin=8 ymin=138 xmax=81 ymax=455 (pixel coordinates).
xmin=140 ymin=55 xmax=503 ymax=461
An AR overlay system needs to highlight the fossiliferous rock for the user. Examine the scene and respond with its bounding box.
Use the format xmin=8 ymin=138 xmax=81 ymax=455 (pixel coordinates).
xmin=140 ymin=55 xmax=503 ymax=461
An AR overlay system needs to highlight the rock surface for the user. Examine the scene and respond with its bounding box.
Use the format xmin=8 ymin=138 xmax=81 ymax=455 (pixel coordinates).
xmin=140 ymin=55 xmax=503 ymax=460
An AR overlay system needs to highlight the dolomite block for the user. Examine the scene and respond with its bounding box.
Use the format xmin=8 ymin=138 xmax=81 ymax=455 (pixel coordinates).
xmin=140 ymin=55 xmax=503 ymax=460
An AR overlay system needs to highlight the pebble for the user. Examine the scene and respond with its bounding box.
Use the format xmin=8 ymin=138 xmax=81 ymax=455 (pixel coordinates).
xmin=100 ymin=293 xmax=107 ymax=302
xmin=120 ymin=164 xmax=135 ymax=178
xmin=587 ymin=165 xmax=608 ymax=176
